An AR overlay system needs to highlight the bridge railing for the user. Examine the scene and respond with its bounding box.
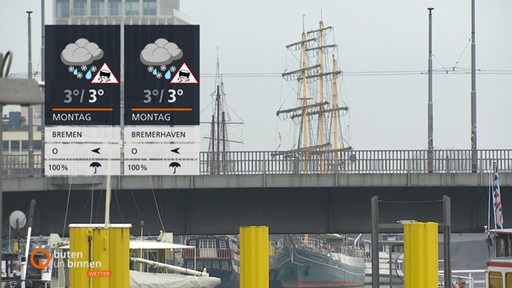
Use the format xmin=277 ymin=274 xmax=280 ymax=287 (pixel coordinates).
xmin=2 ymin=149 xmax=511 ymax=177
xmin=201 ymin=149 xmax=512 ymax=175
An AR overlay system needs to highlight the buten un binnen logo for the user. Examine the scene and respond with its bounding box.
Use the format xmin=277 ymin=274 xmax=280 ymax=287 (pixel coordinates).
xmin=30 ymin=248 xmax=51 ymax=270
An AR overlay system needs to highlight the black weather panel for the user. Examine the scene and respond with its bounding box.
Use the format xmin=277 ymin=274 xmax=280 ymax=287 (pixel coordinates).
xmin=45 ymin=25 xmax=121 ymax=126
xmin=124 ymin=25 xmax=199 ymax=126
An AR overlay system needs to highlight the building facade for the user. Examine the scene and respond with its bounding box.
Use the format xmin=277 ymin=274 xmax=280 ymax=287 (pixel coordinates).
xmin=53 ymin=0 xmax=189 ymax=25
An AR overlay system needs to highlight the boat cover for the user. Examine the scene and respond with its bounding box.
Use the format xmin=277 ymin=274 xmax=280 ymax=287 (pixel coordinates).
xmin=130 ymin=270 xmax=221 ymax=288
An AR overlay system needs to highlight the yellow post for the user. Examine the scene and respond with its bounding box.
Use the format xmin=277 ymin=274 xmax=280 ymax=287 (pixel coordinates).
xmin=240 ymin=226 xmax=269 ymax=288
xmin=404 ymin=222 xmax=438 ymax=288
xmin=109 ymin=224 xmax=131 ymax=288
xmin=69 ymin=224 xmax=131 ymax=288
xmin=69 ymin=225 xmax=92 ymax=288
xmin=91 ymin=226 xmax=110 ymax=288
xmin=425 ymin=222 xmax=439 ymax=287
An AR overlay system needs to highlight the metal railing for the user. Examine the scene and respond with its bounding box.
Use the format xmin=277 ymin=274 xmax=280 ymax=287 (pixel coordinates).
xmin=200 ymin=149 xmax=512 ymax=175
xmin=2 ymin=149 xmax=511 ymax=177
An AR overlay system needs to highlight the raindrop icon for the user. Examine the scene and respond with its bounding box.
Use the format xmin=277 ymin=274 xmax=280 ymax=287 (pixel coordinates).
xmin=165 ymin=70 xmax=171 ymax=79
xmin=153 ymin=69 xmax=157 ymax=76
xmin=85 ymin=70 xmax=92 ymax=79
xmin=73 ymin=69 xmax=78 ymax=75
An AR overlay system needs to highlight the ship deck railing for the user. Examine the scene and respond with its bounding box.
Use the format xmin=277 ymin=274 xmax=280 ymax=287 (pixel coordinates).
xmin=438 ymin=269 xmax=487 ymax=288
xmin=290 ymin=235 xmax=365 ymax=258
xmin=2 ymin=149 xmax=511 ymax=177
xmin=182 ymin=248 xmax=233 ymax=260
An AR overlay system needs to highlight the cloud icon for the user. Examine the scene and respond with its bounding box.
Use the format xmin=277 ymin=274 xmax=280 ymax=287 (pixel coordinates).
xmin=140 ymin=38 xmax=183 ymax=66
xmin=60 ymin=38 xmax=104 ymax=66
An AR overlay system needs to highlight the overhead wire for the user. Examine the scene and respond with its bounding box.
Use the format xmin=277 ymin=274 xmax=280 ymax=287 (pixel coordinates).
xmin=200 ymin=69 xmax=512 ymax=78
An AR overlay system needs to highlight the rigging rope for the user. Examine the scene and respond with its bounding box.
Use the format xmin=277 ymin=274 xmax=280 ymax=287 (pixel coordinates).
xmin=62 ymin=176 xmax=73 ymax=236
xmin=149 ymin=176 xmax=166 ymax=233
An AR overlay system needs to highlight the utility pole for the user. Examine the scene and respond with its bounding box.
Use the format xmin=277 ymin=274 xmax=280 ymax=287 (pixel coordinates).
xmin=427 ymin=8 xmax=434 ymax=173
xmin=470 ymin=0 xmax=477 ymax=172
xmin=27 ymin=11 xmax=34 ymax=176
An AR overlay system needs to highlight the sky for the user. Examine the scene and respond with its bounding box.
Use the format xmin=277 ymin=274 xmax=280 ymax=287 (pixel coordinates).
xmin=1 ymin=0 xmax=511 ymax=151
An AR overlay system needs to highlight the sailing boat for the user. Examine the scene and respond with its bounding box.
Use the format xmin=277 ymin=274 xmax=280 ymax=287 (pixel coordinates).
xmin=274 ymin=20 xmax=365 ymax=288
xmin=275 ymin=234 xmax=366 ymax=288
xmin=205 ymin=54 xmax=243 ymax=174
xmin=276 ymin=19 xmax=351 ymax=173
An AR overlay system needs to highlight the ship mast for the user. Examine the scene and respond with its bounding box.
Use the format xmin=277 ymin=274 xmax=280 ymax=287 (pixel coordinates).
xmin=277 ymin=19 xmax=351 ymax=171
xmin=318 ymin=21 xmax=326 ymax=148
xmin=207 ymin=53 xmax=243 ymax=174
xmin=332 ymin=55 xmax=340 ymax=152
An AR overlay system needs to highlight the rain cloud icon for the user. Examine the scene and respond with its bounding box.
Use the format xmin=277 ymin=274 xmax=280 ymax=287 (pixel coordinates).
xmin=140 ymin=38 xmax=183 ymax=79
xmin=61 ymin=38 xmax=104 ymax=79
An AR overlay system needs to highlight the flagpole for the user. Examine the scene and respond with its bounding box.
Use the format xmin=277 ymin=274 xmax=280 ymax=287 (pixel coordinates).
xmin=493 ymin=162 xmax=498 ymax=229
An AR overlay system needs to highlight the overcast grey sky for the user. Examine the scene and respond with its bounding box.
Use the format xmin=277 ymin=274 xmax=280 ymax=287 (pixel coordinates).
xmin=1 ymin=0 xmax=511 ymax=151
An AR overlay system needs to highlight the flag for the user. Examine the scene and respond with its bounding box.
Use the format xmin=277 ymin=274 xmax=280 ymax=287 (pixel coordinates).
xmin=492 ymin=163 xmax=504 ymax=229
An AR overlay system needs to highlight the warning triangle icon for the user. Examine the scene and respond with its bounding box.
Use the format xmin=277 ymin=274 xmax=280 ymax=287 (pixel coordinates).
xmin=170 ymin=62 xmax=198 ymax=84
xmin=91 ymin=62 xmax=119 ymax=84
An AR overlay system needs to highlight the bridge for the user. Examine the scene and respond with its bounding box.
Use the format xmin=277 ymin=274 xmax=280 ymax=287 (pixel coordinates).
xmin=2 ymin=149 xmax=511 ymax=236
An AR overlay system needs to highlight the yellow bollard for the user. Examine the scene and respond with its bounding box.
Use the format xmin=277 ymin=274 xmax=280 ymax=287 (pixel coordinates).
xmin=109 ymin=224 xmax=131 ymax=288
xmin=69 ymin=224 xmax=131 ymax=288
xmin=240 ymin=226 xmax=269 ymax=288
xmin=404 ymin=222 xmax=438 ymax=288
xmin=69 ymin=224 xmax=95 ymax=288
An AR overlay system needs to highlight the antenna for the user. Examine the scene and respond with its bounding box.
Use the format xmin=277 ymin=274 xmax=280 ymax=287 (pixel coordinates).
xmin=9 ymin=210 xmax=27 ymax=229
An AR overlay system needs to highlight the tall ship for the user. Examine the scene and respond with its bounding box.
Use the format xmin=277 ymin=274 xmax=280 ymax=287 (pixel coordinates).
xmin=275 ymin=234 xmax=366 ymax=288
xmin=274 ymin=20 xmax=365 ymax=287
xmin=276 ymin=19 xmax=351 ymax=172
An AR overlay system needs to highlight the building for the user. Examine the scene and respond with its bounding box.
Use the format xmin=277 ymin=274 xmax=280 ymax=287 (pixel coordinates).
xmin=53 ymin=0 xmax=189 ymax=24
xmin=2 ymin=109 xmax=42 ymax=154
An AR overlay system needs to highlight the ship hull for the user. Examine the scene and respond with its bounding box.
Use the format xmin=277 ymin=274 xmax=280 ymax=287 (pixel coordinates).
xmin=277 ymin=239 xmax=365 ymax=288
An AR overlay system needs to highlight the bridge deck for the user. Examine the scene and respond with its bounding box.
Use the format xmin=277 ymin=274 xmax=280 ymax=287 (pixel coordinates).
xmin=1 ymin=149 xmax=510 ymax=235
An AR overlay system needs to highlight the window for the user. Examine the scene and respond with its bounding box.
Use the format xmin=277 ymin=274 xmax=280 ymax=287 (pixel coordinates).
xmin=219 ymin=241 xmax=227 ymax=249
xmin=33 ymin=140 xmax=41 ymax=150
xmin=489 ymin=271 xmax=503 ymax=288
xmin=11 ymin=140 xmax=21 ymax=153
xmin=506 ymin=273 xmax=512 ymax=288
xmin=143 ymin=0 xmax=157 ymax=15
xmin=91 ymin=0 xmax=105 ymax=16
xmin=73 ymin=0 xmax=87 ymax=16
xmin=186 ymin=262 xmax=193 ymax=270
xmin=126 ymin=0 xmax=139 ymax=16
xmin=108 ymin=0 xmax=122 ymax=16
xmin=199 ymin=239 xmax=216 ymax=249
xmin=221 ymin=260 xmax=229 ymax=270
xmin=56 ymin=0 xmax=70 ymax=18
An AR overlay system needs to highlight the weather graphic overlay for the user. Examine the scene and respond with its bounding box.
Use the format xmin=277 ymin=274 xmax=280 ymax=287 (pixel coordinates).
xmin=44 ymin=25 xmax=121 ymax=176
xmin=124 ymin=25 xmax=199 ymax=126
xmin=45 ymin=26 xmax=120 ymax=126
xmin=123 ymin=25 xmax=200 ymax=176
